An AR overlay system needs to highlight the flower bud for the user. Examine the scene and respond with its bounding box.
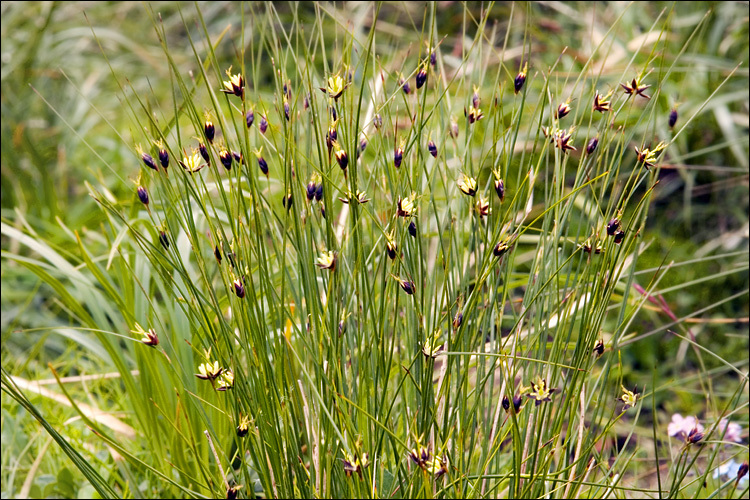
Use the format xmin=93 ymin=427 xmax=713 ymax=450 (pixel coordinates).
xmin=514 ymin=62 xmax=528 ymax=94
xmin=669 ymin=108 xmax=678 ymax=129
xmin=158 ymin=148 xmax=169 ymax=169
xmin=159 ymin=230 xmax=169 ymax=249
xmin=246 ymin=109 xmax=255 ymax=128
xmin=233 ymin=278 xmax=245 ymax=298
xmin=408 ymin=221 xmax=417 ymax=237
xmin=428 ymin=139 xmax=437 ymax=158
xmin=141 ymin=152 xmax=157 ymax=170
xmin=315 ymin=183 xmax=324 ymax=202
xmin=614 ymin=230 xmax=625 ymax=244
xmin=373 ymin=114 xmax=382 ymax=130
xmin=416 ymin=66 xmax=427 ymax=89
xmin=199 ymin=142 xmax=210 ymax=164
xmin=204 ymin=121 xmax=215 ymax=143
xmin=137 ymin=186 xmax=149 ymax=205
xmin=219 ymin=149 xmax=232 ymax=170
xmin=586 ymin=137 xmax=599 ymax=155
xmin=259 ymin=115 xmax=268 ymax=134
xmin=607 ymin=218 xmax=620 ymax=236
xmin=494 ymin=178 xmax=505 ymax=202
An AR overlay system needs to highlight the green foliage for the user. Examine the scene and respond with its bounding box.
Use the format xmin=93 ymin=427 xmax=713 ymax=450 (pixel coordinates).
xmin=2 ymin=2 xmax=748 ymax=498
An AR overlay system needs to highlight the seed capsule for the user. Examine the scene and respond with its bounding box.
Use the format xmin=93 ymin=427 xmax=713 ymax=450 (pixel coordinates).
xmin=158 ymin=148 xmax=169 ymax=169
xmin=232 ymin=151 xmax=243 ymax=164
xmin=614 ymin=230 xmax=625 ymax=244
xmin=607 ymin=217 xmax=620 ymax=236
xmin=333 ymin=143 xmax=348 ymax=171
xmin=408 ymin=221 xmax=417 ymax=237
xmin=283 ymin=100 xmax=290 ymax=121
xmin=219 ymin=150 xmax=232 ymax=170
xmin=141 ymin=152 xmax=157 ymax=170
xmin=373 ymin=114 xmax=382 ymax=130
xmin=394 ymin=143 xmax=404 ymax=169
xmin=493 ymin=239 xmax=511 ymax=257
xmin=199 ymin=142 xmax=210 ymax=164
xmin=416 ymin=66 xmax=427 ymax=89
xmin=593 ymin=339 xmax=604 ymax=358
xmin=246 ymin=109 xmax=255 ymax=128
xmin=669 ymin=108 xmax=678 ymax=129
xmin=259 ymin=115 xmax=268 ymax=134
xmin=514 ymin=62 xmax=528 ymax=94
xmin=556 ymin=102 xmax=571 ymax=119
xmin=233 ymin=278 xmax=245 ymax=299
xmin=204 ymin=121 xmax=215 ymax=143
xmin=282 ymin=191 xmax=293 ymax=210
xmin=494 ymin=178 xmax=505 ymax=202
xmin=452 ymin=311 xmax=463 ymax=330
xmin=315 ymin=183 xmax=324 ymax=202
xmin=399 ymin=74 xmax=411 ymax=95
xmin=399 ymin=279 xmax=415 ymax=295
xmin=159 ymin=230 xmax=169 ymax=249
xmin=306 ymin=181 xmax=317 ymax=201
xmin=430 ymin=50 xmax=437 ymax=67
xmin=428 ymin=139 xmax=437 ymax=158
xmin=386 ymin=239 xmax=397 ymax=260
xmin=214 ymin=245 xmax=222 ymax=264
xmin=137 ymin=185 xmax=149 ymax=205
xmin=586 ymin=137 xmax=599 ymax=155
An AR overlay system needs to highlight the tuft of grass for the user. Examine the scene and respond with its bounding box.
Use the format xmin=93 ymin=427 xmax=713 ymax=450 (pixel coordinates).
xmin=2 ymin=2 xmax=747 ymax=498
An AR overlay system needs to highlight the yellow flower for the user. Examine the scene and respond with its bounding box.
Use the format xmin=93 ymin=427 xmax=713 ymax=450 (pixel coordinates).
xmin=618 ymin=385 xmax=639 ymax=410
xmin=321 ymin=73 xmax=348 ymax=100
xmin=475 ymin=196 xmax=491 ymax=219
xmin=196 ymin=360 xmax=223 ymax=380
xmin=220 ymin=67 xmax=244 ymax=99
xmin=422 ymin=329 xmax=444 ymax=358
xmin=457 ymin=174 xmax=477 ymax=197
xmin=621 ymin=76 xmax=651 ymax=99
xmin=526 ymin=377 xmax=556 ymax=405
xmin=236 ymin=414 xmax=251 ymax=437
xmin=315 ymin=250 xmax=337 ymax=271
xmin=217 ymin=370 xmax=234 ymax=391
xmin=180 ymin=150 xmax=207 ymax=173
xmin=397 ymin=193 xmax=417 ymax=218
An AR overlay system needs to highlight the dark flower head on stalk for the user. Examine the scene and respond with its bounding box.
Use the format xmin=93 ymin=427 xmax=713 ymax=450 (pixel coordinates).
xmin=514 ymin=61 xmax=528 ymax=94
xmin=526 ymin=377 xmax=556 ymax=405
xmin=220 ymin=67 xmax=244 ymax=99
xmin=592 ymin=90 xmax=612 ymax=112
xmin=621 ymin=76 xmax=651 ymax=100
xmin=137 ymin=145 xmax=157 ymax=171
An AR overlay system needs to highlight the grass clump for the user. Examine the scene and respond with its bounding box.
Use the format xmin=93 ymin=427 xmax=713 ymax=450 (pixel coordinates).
xmin=2 ymin=2 xmax=747 ymax=498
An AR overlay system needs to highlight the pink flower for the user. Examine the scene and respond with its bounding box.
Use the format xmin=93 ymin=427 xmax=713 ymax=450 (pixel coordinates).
xmin=668 ymin=414 xmax=704 ymax=441
xmin=718 ymin=419 xmax=743 ymax=443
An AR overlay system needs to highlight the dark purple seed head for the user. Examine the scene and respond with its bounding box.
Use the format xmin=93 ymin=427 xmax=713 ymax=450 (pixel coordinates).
xmin=260 ymin=116 xmax=268 ymax=134
xmin=258 ymin=156 xmax=268 ymax=176
xmin=158 ymin=149 xmax=169 ymax=169
xmin=220 ymin=150 xmax=232 ymax=170
xmin=614 ymin=230 xmax=625 ymax=244
xmin=204 ymin=121 xmax=215 ymax=143
xmin=315 ymin=183 xmax=323 ymax=201
xmin=137 ymin=186 xmax=149 ymax=205
xmin=607 ymin=218 xmax=620 ymax=236
xmin=428 ymin=139 xmax=437 ymax=158
xmin=669 ymin=108 xmax=678 ymax=129
xmin=586 ymin=137 xmax=599 ymax=155
xmin=246 ymin=110 xmax=254 ymax=128
xmin=142 ymin=152 xmax=157 ymax=170
xmin=159 ymin=231 xmax=169 ymax=249
xmin=408 ymin=221 xmax=417 ymax=237
xmin=416 ymin=67 xmax=427 ymax=89
xmin=199 ymin=143 xmax=210 ymax=164
xmin=306 ymin=182 xmax=317 ymax=201
xmin=494 ymin=178 xmax=505 ymax=202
